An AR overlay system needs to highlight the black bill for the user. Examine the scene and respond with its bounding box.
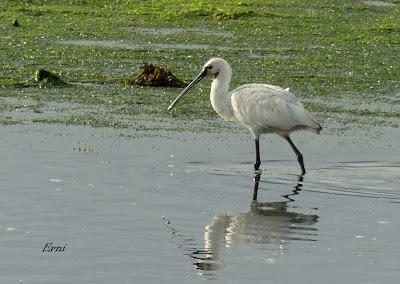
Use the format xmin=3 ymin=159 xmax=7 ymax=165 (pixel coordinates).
xmin=167 ymin=68 xmax=207 ymax=110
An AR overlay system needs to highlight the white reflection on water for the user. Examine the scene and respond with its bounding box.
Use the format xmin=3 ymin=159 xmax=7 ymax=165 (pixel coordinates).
xmin=165 ymin=173 xmax=319 ymax=279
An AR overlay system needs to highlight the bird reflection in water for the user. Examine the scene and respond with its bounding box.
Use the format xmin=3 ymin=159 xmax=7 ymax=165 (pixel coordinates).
xmin=191 ymin=173 xmax=319 ymax=276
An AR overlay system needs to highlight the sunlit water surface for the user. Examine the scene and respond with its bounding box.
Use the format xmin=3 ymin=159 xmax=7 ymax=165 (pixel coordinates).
xmin=0 ymin=125 xmax=399 ymax=283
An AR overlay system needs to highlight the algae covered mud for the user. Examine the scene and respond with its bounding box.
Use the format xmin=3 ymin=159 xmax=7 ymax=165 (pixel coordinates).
xmin=0 ymin=0 xmax=399 ymax=130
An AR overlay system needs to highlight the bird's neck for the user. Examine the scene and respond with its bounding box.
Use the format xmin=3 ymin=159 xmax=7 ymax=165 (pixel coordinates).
xmin=210 ymin=72 xmax=235 ymax=121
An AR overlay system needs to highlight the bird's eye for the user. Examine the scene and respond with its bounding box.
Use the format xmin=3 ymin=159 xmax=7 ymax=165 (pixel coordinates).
xmin=207 ymin=65 xmax=213 ymax=70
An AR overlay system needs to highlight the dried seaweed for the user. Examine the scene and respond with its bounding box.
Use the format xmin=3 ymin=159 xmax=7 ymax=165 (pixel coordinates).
xmin=124 ymin=63 xmax=186 ymax=88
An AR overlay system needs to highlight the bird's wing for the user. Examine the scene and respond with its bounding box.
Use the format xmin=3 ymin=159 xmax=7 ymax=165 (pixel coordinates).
xmin=233 ymin=83 xmax=299 ymax=103
xmin=231 ymin=84 xmax=320 ymax=134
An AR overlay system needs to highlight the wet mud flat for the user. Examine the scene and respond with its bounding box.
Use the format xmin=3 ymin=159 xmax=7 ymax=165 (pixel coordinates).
xmin=0 ymin=124 xmax=399 ymax=283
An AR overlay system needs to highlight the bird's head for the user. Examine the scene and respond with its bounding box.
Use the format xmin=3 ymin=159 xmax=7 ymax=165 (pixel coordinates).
xmin=202 ymin=57 xmax=230 ymax=79
xmin=167 ymin=58 xmax=231 ymax=110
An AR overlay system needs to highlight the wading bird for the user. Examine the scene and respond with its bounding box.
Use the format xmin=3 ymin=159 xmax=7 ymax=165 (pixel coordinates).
xmin=168 ymin=58 xmax=321 ymax=175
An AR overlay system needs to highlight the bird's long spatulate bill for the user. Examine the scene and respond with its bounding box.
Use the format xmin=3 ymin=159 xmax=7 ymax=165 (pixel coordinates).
xmin=167 ymin=69 xmax=207 ymax=110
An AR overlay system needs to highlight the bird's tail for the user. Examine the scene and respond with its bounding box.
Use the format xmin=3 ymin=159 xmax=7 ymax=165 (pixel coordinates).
xmin=303 ymin=120 xmax=322 ymax=134
xmin=305 ymin=112 xmax=322 ymax=134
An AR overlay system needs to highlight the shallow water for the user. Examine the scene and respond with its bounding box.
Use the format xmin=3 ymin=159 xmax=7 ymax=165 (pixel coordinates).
xmin=362 ymin=1 xmax=399 ymax=7
xmin=0 ymin=124 xmax=399 ymax=283
xmin=127 ymin=27 xmax=232 ymax=37
xmin=55 ymin=39 xmax=213 ymax=50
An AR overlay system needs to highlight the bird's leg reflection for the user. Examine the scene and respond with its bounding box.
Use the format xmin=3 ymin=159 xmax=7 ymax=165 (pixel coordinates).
xmin=193 ymin=173 xmax=318 ymax=276
xmin=282 ymin=175 xmax=303 ymax=202
xmin=252 ymin=172 xmax=261 ymax=201
xmin=253 ymin=173 xmax=303 ymax=202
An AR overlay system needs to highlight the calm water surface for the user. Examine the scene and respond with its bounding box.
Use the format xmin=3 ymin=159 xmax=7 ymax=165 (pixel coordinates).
xmin=0 ymin=125 xmax=399 ymax=283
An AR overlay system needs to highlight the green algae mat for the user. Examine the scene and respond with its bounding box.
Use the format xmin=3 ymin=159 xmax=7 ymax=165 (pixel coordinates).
xmin=0 ymin=0 xmax=399 ymax=131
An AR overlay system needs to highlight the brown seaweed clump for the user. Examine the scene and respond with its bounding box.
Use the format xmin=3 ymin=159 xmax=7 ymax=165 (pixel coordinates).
xmin=124 ymin=63 xmax=186 ymax=87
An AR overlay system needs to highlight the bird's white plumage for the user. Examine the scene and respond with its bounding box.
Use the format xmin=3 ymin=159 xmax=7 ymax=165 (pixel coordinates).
xmin=230 ymin=84 xmax=320 ymax=139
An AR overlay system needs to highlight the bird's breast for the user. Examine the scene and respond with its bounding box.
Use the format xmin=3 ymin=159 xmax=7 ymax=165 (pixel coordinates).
xmin=210 ymin=81 xmax=235 ymax=121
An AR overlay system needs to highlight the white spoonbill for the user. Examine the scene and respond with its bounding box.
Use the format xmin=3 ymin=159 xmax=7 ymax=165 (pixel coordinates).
xmin=168 ymin=58 xmax=322 ymax=175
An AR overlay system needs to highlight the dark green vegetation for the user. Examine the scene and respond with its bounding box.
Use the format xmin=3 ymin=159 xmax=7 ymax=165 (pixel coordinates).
xmin=0 ymin=0 xmax=399 ymax=131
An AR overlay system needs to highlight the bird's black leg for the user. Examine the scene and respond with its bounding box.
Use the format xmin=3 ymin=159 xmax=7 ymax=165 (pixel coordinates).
xmin=254 ymin=139 xmax=261 ymax=170
xmin=284 ymin=136 xmax=306 ymax=175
